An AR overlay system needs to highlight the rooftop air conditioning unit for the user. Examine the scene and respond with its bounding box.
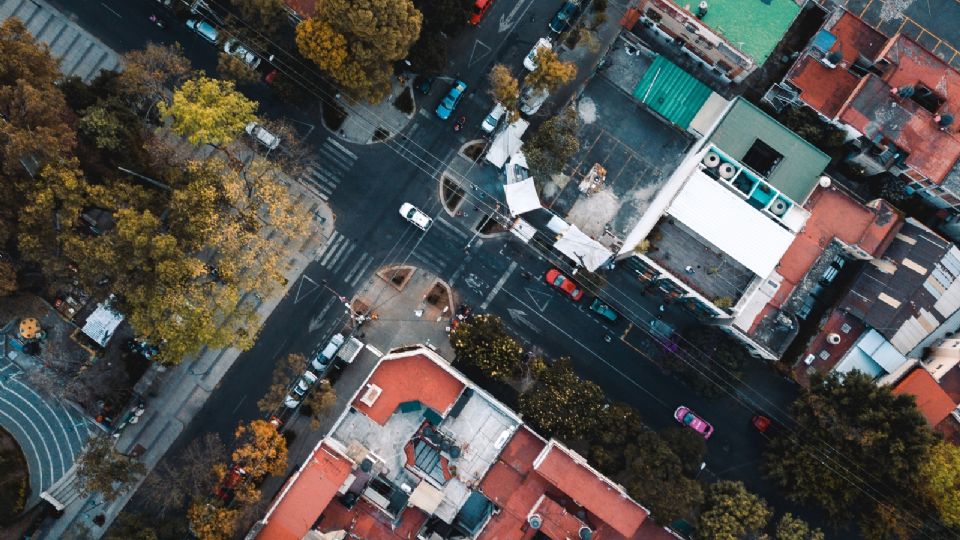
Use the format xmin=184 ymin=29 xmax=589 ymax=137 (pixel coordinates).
xmin=718 ymin=162 xmax=736 ymax=179
xmin=702 ymin=151 xmax=721 ymax=168
xmin=827 ymin=333 xmax=841 ymax=345
xmin=359 ymin=384 xmax=383 ymax=407
xmin=804 ymin=354 xmax=816 ymax=365
xmin=769 ymin=199 xmax=789 ymax=217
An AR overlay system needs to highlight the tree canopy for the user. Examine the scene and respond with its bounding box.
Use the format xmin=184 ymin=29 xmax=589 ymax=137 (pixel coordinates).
xmin=619 ymin=430 xmax=703 ymax=524
xmin=518 ymin=358 xmax=605 ymax=442
xmin=187 ymin=499 xmax=239 ymax=540
xmin=301 ymin=378 xmax=338 ymax=429
xmin=258 ymin=353 xmax=308 ymax=413
xmin=450 ymin=314 xmax=524 ymax=380
xmin=763 ymin=371 xmax=936 ymax=531
xmin=697 ymin=481 xmax=772 ymax=540
xmin=770 ymin=513 xmax=825 ymax=540
xmin=231 ymin=419 xmax=288 ymax=480
xmin=296 ymin=0 xmax=422 ymax=102
xmin=488 ymin=64 xmax=520 ymax=122
xmin=919 ymin=440 xmax=960 ymax=528
xmin=76 ymin=436 xmax=147 ymax=502
xmin=159 ymin=77 xmax=258 ymax=146
xmin=523 ymin=107 xmax=580 ymax=175
xmin=525 ymin=49 xmax=577 ymax=92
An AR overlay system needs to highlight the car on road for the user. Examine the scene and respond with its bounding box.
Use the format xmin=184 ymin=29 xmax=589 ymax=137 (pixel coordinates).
xmin=545 ymin=268 xmax=583 ymax=301
xmin=400 ymin=203 xmax=433 ymax=231
xmin=469 ymin=0 xmax=495 ymax=25
xmin=214 ymin=465 xmax=248 ymax=501
xmin=224 ymin=38 xmax=261 ymax=69
xmin=524 ymin=38 xmax=553 ymax=71
xmin=481 ymin=103 xmax=506 ymax=134
xmin=186 ymin=19 xmax=218 ymax=43
xmin=549 ymin=0 xmax=581 ymax=34
xmin=520 ymin=86 xmax=549 ymax=115
xmin=415 ymin=75 xmax=435 ymax=95
xmin=311 ymin=334 xmax=345 ymax=373
xmin=674 ymin=406 xmax=714 ymax=439
xmin=589 ymin=298 xmax=618 ymax=322
xmin=245 ymin=122 xmax=280 ymax=150
xmin=284 ymin=371 xmax=319 ymax=408
xmin=436 ymin=80 xmax=467 ymax=120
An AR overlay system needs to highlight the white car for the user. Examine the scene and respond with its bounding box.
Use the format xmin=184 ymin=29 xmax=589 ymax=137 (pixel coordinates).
xmin=311 ymin=334 xmax=345 ymax=373
xmin=186 ymin=19 xmax=218 ymax=44
xmin=520 ymin=87 xmax=549 ymax=115
xmin=245 ymin=122 xmax=280 ymax=150
xmin=481 ymin=103 xmax=506 ymax=134
xmin=523 ymin=38 xmax=552 ymax=71
xmin=284 ymin=371 xmax=319 ymax=408
xmin=224 ymin=39 xmax=261 ymax=69
xmin=400 ymin=203 xmax=433 ymax=231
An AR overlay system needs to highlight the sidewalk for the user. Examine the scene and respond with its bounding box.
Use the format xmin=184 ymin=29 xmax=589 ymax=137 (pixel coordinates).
xmin=325 ymin=79 xmax=417 ymax=144
xmin=36 ymin=154 xmax=335 ymax=540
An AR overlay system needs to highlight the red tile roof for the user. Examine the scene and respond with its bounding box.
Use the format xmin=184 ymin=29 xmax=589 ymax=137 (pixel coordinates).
xmin=893 ymin=368 xmax=958 ymax=426
xmin=257 ymin=443 xmax=353 ymax=540
xmin=479 ymin=427 xmax=550 ymax=540
xmin=535 ymin=495 xmax=591 ymax=540
xmin=317 ymin=497 xmax=428 ymax=539
xmin=352 ymin=354 xmax=465 ymax=425
xmin=786 ymin=12 xmax=886 ymax=117
xmin=283 ymin=0 xmax=315 ymax=17
xmin=939 ymin=365 xmax=960 ymax=404
xmin=793 ymin=310 xmax=865 ymax=385
xmin=534 ymin=442 xmax=648 ymax=538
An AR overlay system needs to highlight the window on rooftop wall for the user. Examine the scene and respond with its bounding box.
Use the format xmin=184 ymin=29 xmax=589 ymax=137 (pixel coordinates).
xmin=742 ymin=139 xmax=783 ymax=177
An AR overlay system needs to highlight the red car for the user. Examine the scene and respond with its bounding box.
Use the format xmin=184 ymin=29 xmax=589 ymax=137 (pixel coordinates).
xmin=545 ymin=269 xmax=584 ymax=301
xmin=469 ymin=0 xmax=494 ymax=25
xmin=674 ymin=406 xmax=714 ymax=439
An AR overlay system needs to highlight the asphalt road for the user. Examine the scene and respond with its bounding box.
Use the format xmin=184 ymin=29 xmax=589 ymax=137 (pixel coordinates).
xmin=49 ymin=0 xmax=827 ymax=531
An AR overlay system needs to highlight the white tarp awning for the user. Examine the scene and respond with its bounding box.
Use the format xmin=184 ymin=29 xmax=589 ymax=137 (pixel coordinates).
xmin=554 ymin=225 xmax=612 ymax=272
xmin=666 ymin=170 xmax=796 ymax=278
xmin=81 ymin=294 xmax=124 ymax=347
xmin=510 ymin=218 xmax=536 ymax=243
xmin=503 ymin=178 xmax=541 ymax=216
xmin=409 ymin=481 xmax=444 ymax=514
xmin=485 ymin=119 xmax=529 ymax=168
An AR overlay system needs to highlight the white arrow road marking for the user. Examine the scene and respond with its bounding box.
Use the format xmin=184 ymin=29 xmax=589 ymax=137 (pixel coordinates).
xmin=498 ymin=0 xmax=536 ymax=33
xmin=507 ymin=308 xmax=540 ymax=333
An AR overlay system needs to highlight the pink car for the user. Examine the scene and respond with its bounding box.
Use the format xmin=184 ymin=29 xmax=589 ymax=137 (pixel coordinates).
xmin=674 ymin=406 xmax=714 ymax=439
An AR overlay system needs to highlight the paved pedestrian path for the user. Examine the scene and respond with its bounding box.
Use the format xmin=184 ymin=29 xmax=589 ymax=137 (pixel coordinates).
xmin=327 ymin=79 xmax=416 ymax=144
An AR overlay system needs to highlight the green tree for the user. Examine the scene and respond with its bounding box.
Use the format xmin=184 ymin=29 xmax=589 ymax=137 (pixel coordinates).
xmin=296 ymin=0 xmax=422 ymax=102
xmin=523 ymin=107 xmax=580 ymax=175
xmin=79 ymin=104 xmax=124 ymax=151
xmin=0 ymin=260 xmax=15 ymax=296
xmin=488 ymin=64 xmax=520 ymax=121
xmin=75 ymin=436 xmax=147 ymax=502
xmin=588 ymin=401 xmax=644 ymax=475
xmin=659 ymin=426 xmax=707 ymax=477
xmin=159 ymin=77 xmax=258 ymax=146
xmin=763 ymin=371 xmax=936 ymax=525
xmin=698 ymin=481 xmax=772 ymax=540
xmin=450 ymin=314 xmax=523 ymax=380
xmin=258 ymin=353 xmax=308 ymax=413
xmin=771 ymin=513 xmax=824 ymax=540
xmin=919 ymin=440 xmax=960 ymax=527
xmin=301 ymin=378 xmax=338 ymax=430
xmin=232 ymin=419 xmax=288 ymax=480
xmin=525 ymin=48 xmax=577 ymax=92
xmin=104 ymin=513 xmax=159 ymax=540
xmin=619 ymin=431 xmax=703 ymax=524
xmin=232 ymin=0 xmax=289 ymax=39
xmin=518 ymin=359 xmax=605 ymax=442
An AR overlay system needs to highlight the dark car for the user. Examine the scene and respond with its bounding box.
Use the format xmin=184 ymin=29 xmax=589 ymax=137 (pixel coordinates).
xmin=415 ymin=75 xmax=435 ymax=95
xmin=549 ymin=0 xmax=581 ymax=34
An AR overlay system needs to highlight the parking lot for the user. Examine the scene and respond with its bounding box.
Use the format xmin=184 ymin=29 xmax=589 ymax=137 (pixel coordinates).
xmin=843 ymin=0 xmax=960 ymax=69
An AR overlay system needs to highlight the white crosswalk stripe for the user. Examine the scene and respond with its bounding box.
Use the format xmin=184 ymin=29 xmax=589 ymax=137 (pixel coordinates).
xmin=432 ymin=217 xmax=470 ymax=242
xmin=410 ymin=244 xmax=451 ymax=272
xmin=345 ymin=253 xmax=376 ymax=287
xmin=298 ymin=139 xmax=357 ymax=200
xmin=315 ymin=234 xmax=377 ymax=286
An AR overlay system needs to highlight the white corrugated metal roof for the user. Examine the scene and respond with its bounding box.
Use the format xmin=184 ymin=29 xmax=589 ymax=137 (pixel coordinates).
xmin=666 ymin=170 xmax=796 ymax=278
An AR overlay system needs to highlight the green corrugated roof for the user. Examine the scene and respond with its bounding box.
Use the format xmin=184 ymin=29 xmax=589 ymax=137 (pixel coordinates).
xmin=709 ymin=99 xmax=830 ymax=203
xmin=633 ymin=56 xmax=712 ymax=129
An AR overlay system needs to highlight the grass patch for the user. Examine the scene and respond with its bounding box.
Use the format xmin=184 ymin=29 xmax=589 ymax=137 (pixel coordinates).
xmin=392 ymin=87 xmax=415 ymax=115
xmin=0 ymin=427 xmax=28 ymax=523
xmin=322 ymin=101 xmax=348 ymax=132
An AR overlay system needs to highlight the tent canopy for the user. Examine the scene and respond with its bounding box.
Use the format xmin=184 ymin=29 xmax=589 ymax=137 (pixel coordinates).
xmin=554 ymin=225 xmax=612 ymax=272
xmin=503 ymin=178 xmax=541 ymax=216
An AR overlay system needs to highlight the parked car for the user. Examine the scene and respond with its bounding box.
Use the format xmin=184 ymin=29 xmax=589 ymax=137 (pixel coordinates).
xmin=415 ymin=75 xmax=435 ymax=95
xmin=214 ymin=464 xmax=248 ymax=501
xmin=223 ymin=38 xmax=261 ymax=69
xmin=524 ymin=38 xmax=552 ymax=71
xmin=245 ymin=122 xmax=280 ymax=150
xmin=399 ymin=203 xmax=433 ymax=231
xmin=481 ymin=103 xmax=506 ymax=134
xmin=549 ymin=0 xmax=581 ymax=34
xmin=589 ymin=298 xmax=618 ymax=322
xmin=545 ymin=268 xmax=583 ymax=301
xmin=436 ymin=80 xmax=467 ymax=120
xmin=674 ymin=406 xmax=714 ymax=439
xmin=311 ymin=334 xmax=345 ymax=372
xmin=519 ymin=86 xmax=549 ymax=115
xmin=284 ymin=371 xmax=319 ymax=408
xmin=469 ymin=0 xmax=495 ymax=24
xmin=186 ymin=19 xmax=218 ymax=43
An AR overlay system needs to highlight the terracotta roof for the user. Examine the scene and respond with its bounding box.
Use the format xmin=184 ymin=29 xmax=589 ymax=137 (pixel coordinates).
xmin=939 ymin=365 xmax=960 ymax=404
xmin=793 ymin=310 xmax=865 ymax=385
xmin=316 ymin=497 xmax=428 ymax=539
xmin=351 ymin=354 xmax=465 ymax=425
xmin=534 ymin=442 xmax=648 ymax=538
xmin=283 ymin=0 xmax=315 ymax=17
xmin=786 ymin=11 xmax=886 ymax=117
xmin=535 ymin=495 xmax=591 ymax=540
xmin=478 ymin=427 xmax=550 ymax=540
xmin=257 ymin=443 xmax=353 ymax=540
xmin=893 ymin=368 xmax=957 ymax=426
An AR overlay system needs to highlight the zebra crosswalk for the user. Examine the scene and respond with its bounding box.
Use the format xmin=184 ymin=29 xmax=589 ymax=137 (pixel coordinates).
xmin=408 ymin=217 xmax=471 ymax=274
xmin=299 ymin=138 xmax=358 ymax=201
xmin=315 ymin=232 xmax=376 ymax=288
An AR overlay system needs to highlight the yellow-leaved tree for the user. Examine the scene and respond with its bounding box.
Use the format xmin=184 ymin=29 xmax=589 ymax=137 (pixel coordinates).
xmin=525 ymin=48 xmax=577 ymax=93
xmin=159 ymin=77 xmax=258 ymax=146
xmin=232 ymin=419 xmax=288 ymax=480
xmin=919 ymin=440 xmax=960 ymax=527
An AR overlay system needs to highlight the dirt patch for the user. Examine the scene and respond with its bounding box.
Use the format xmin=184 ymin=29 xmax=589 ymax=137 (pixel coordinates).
xmin=425 ymin=282 xmax=449 ymax=308
xmin=442 ymin=174 xmax=466 ymax=211
xmin=392 ymin=87 xmax=415 ymax=115
xmin=377 ymin=265 xmax=416 ymax=291
xmin=0 ymin=427 xmax=28 ymax=523
xmin=463 ymin=141 xmax=486 ymax=162
xmin=322 ymin=101 xmax=348 ymax=132
xmin=372 ymin=128 xmax=391 ymax=142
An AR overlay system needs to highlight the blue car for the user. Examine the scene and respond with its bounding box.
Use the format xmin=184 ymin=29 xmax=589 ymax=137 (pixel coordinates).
xmin=549 ymin=1 xmax=580 ymax=34
xmin=436 ymin=80 xmax=467 ymax=120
